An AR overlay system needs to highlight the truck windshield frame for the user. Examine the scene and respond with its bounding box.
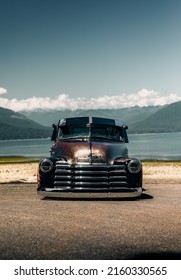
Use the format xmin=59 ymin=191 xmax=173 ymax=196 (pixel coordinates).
xmin=59 ymin=124 xmax=121 ymax=142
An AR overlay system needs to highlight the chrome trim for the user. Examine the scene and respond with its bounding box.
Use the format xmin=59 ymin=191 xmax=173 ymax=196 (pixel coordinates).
xmin=37 ymin=187 xmax=142 ymax=198
xmin=53 ymin=181 xmax=128 ymax=187
xmin=40 ymin=159 xmax=54 ymax=173
xmin=128 ymin=159 xmax=142 ymax=174
xmin=54 ymin=163 xmax=128 ymax=188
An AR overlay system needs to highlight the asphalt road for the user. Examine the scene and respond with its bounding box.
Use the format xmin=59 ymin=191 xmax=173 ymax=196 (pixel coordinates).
xmin=0 ymin=183 xmax=180 ymax=260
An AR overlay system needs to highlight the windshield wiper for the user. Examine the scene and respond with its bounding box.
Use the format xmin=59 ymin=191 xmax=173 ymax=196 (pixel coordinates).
xmin=61 ymin=135 xmax=118 ymax=142
xmin=61 ymin=136 xmax=89 ymax=141
xmin=91 ymin=136 xmax=116 ymax=141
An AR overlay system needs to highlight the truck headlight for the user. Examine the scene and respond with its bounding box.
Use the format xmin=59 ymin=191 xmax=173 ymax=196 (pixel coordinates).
xmin=40 ymin=159 xmax=54 ymax=173
xmin=128 ymin=159 xmax=142 ymax=174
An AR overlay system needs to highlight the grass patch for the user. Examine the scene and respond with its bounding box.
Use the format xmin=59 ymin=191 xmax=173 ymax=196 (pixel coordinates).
xmin=0 ymin=157 xmax=181 ymax=166
xmin=142 ymin=159 xmax=181 ymax=163
xmin=142 ymin=160 xmax=181 ymax=167
xmin=0 ymin=156 xmax=40 ymax=164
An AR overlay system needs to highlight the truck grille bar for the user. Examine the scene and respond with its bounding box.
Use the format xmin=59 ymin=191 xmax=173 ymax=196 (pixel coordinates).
xmin=54 ymin=164 xmax=128 ymax=189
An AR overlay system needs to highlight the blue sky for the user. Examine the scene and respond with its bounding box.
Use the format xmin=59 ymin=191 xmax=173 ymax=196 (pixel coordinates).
xmin=0 ymin=0 xmax=181 ymax=111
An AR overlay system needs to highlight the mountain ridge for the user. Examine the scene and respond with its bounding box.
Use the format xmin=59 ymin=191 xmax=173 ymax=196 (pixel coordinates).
xmin=22 ymin=105 xmax=161 ymax=127
xmin=21 ymin=101 xmax=181 ymax=134
xmin=1 ymin=101 xmax=181 ymax=139
xmin=0 ymin=107 xmax=51 ymax=140
xmin=128 ymin=101 xmax=181 ymax=133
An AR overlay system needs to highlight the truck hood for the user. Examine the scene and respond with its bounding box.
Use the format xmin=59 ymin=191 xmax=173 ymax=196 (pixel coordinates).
xmin=53 ymin=140 xmax=128 ymax=164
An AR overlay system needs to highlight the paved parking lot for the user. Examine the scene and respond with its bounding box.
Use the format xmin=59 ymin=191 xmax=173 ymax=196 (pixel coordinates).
xmin=0 ymin=183 xmax=180 ymax=259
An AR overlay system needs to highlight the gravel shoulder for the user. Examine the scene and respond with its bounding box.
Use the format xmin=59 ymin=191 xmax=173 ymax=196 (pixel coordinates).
xmin=0 ymin=162 xmax=181 ymax=184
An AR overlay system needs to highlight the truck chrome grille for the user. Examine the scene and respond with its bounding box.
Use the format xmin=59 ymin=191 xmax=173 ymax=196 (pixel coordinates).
xmin=54 ymin=164 xmax=128 ymax=189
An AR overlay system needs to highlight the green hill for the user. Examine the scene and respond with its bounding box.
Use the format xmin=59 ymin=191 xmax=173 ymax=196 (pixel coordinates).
xmin=0 ymin=107 xmax=51 ymax=139
xmin=128 ymin=101 xmax=181 ymax=133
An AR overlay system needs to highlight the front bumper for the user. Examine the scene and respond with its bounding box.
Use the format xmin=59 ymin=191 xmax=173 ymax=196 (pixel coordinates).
xmin=37 ymin=187 xmax=142 ymax=198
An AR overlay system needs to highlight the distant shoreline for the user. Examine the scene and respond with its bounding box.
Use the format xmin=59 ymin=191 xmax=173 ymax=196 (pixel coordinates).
xmin=0 ymin=131 xmax=181 ymax=141
xmin=0 ymin=137 xmax=51 ymax=141
xmin=1 ymin=133 xmax=181 ymax=161
xmin=0 ymin=156 xmax=181 ymax=164
xmin=0 ymin=156 xmax=41 ymax=164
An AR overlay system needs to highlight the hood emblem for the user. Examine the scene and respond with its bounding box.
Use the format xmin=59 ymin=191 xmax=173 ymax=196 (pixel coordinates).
xmin=75 ymin=149 xmax=105 ymax=163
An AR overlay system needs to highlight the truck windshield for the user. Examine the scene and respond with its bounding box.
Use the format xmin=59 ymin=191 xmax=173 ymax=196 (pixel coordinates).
xmin=59 ymin=125 xmax=121 ymax=141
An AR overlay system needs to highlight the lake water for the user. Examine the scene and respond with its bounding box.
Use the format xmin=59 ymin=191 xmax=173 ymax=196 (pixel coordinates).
xmin=0 ymin=132 xmax=181 ymax=160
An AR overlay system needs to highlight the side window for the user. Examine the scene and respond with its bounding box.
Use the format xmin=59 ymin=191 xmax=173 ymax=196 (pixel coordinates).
xmin=60 ymin=125 xmax=70 ymax=135
xmin=108 ymin=127 xmax=120 ymax=141
xmin=120 ymin=127 xmax=129 ymax=143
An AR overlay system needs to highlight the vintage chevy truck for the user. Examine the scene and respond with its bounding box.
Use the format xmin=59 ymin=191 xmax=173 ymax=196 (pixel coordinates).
xmin=37 ymin=117 xmax=142 ymax=198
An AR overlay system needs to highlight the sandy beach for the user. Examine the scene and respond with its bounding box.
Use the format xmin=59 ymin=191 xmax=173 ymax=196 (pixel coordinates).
xmin=0 ymin=161 xmax=181 ymax=184
xmin=0 ymin=162 xmax=38 ymax=183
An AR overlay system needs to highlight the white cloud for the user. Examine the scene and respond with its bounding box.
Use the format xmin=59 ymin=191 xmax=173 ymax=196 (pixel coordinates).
xmin=0 ymin=88 xmax=181 ymax=112
xmin=0 ymin=87 xmax=7 ymax=95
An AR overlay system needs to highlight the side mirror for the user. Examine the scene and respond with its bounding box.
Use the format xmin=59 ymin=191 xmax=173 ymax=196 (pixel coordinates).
xmin=121 ymin=126 xmax=129 ymax=143
xmin=51 ymin=124 xmax=58 ymax=141
xmin=120 ymin=137 xmax=125 ymax=143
